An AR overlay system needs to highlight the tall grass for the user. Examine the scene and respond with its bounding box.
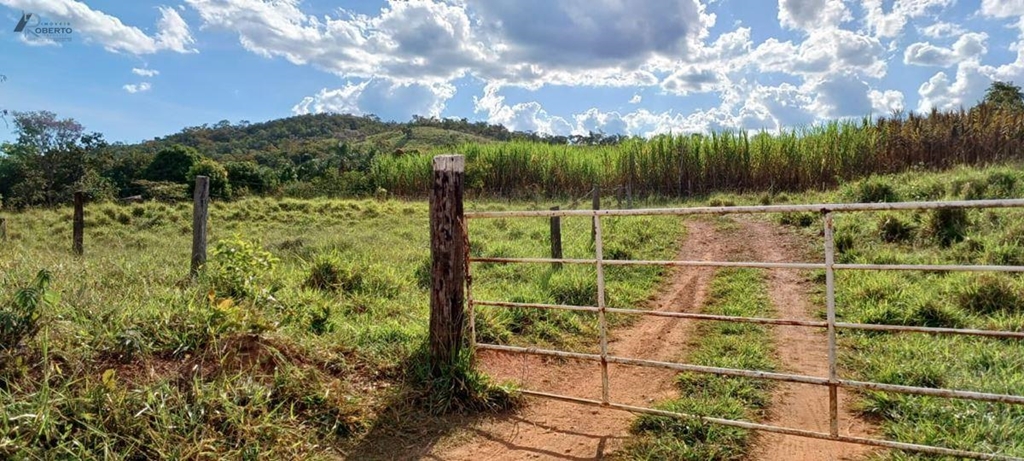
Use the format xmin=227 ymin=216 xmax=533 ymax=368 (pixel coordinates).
xmin=372 ymin=107 xmax=1024 ymax=198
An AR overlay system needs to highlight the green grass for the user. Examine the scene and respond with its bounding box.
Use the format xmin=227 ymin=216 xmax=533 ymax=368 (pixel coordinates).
xmin=773 ymin=165 xmax=1024 ymax=459
xmin=619 ymin=266 xmax=776 ymax=460
xmin=0 ymin=196 xmax=682 ymax=458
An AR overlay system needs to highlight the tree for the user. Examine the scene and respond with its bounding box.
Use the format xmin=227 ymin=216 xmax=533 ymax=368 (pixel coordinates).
xmin=983 ymin=81 xmax=1024 ymax=112
xmin=0 ymin=111 xmax=103 ymax=207
xmin=188 ymin=157 xmax=230 ymax=198
xmin=145 ymin=144 xmax=200 ymax=183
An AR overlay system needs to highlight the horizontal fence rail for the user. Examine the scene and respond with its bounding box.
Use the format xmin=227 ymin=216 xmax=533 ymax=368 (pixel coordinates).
xmin=464 ymin=198 xmax=1024 ymax=461
xmin=465 ymin=198 xmax=1024 ymax=218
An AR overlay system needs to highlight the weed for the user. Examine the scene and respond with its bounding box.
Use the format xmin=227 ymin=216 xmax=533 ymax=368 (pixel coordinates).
xmin=955 ymin=273 xmax=1024 ymax=314
xmin=877 ymin=214 xmax=914 ymax=243
xmin=922 ymin=208 xmax=969 ymax=247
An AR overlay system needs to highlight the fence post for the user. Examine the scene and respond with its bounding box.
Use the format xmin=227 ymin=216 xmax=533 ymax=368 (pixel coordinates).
xmin=0 ymin=216 xmax=6 ymax=241
xmin=430 ymin=155 xmax=467 ymax=377
xmin=591 ymin=184 xmax=600 ymax=243
xmin=73 ymin=192 xmax=84 ymax=255
xmin=550 ymin=206 xmax=562 ymax=270
xmin=191 ymin=176 xmax=210 ymax=277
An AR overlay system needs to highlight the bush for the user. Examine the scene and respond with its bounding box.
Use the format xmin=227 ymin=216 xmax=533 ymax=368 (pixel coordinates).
xmin=188 ymin=157 xmax=232 ymax=199
xmin=922 ymin=208 xmax=969 ymax=247
xmin=305 ymin=257 xmax=341 ymax=291
xmin=1 ymin=270 xmax=56 ymax=352
xmin=855 ymin=177 xmax=899 ymax=203
xmin=955 ymin=274 xmax=1024 ymax=314
xmin=207 ymin=236 xmax=278 ymax=299
xmin=877 ymin=215 xmax=914 ymax=243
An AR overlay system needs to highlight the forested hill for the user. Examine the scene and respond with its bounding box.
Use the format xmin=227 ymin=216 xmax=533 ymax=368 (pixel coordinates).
xmin=111 ymin=113 xmax=592 ymax=162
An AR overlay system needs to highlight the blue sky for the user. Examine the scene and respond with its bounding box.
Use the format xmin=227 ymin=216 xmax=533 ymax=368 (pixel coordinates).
xmin=0 ymin=0 xmax=1022 ymax=144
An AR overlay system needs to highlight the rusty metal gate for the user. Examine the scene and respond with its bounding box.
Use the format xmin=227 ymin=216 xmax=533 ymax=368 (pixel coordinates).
xmin=464 ymin=199 xmax=1024 ymax=461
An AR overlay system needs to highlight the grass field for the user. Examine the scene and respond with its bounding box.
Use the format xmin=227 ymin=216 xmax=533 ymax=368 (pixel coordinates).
xmin=0 ymin=196 xmax=680 ymax=458
xmin=3 ymin=163 xmax=1024 ymax=459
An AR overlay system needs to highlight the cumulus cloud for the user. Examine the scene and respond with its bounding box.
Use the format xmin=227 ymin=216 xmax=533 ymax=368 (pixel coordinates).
xmin=184 ymin=0 xmax=714 ymax=89
xmin=904 ymin=33 xmax=988 ymax=67
xmin=132 ymin=68 xmax=159 ymax=77
xmin=123 ymin=82 xmax=152 ymax=93
xmin=980 ymin=0 xmax=1024 ymax=19
xmin=468 ymin=0 xmax=714 ymax=68
xmin=473 ymin=84 xmax=572 ymax=136
xmin=629 ymin=94 xmax=642 ymax=104
xmin=292 ymin=78 xmax=456 ymax=121
xmin=777 ymin=0 xmax=851 ymax=31
xmin=863 ymin=0 xmax=955 ymax=38
xmin=0 ymin=0 xmax=196 ymax=54
xmin=917 ymin=21 xmax=967 ymax=39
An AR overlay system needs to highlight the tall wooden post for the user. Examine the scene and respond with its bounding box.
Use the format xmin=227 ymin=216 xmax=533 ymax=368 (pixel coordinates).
xmin=550 ymin=206 xmax=562 ymax=270
xmin=72 ymin=192 xmax=84 ymax=256
xmin=429 ymin=155 xmax=467 ymax=376
xmin=0 ymin=217 xmax=7 ymax=241
xmin=591 ymin=184 xmax=601 ymax=243
xmin=191 ymin=176 xmax=210 ymax=277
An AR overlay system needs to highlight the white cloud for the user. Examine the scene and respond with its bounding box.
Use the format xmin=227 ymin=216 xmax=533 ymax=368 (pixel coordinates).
xmin=778 ymin=0 xmax=851 ymax=31
xmin=0 ymin=0 xmax=197 ymax=54
xmin=863 ymin=0 xmax=955 ymax=38
xmin=185 ymin=0 xmax=713 ymax=89
xmin=904 ymin=33 xmax=988 ymax=67
xmin=629 ymin=94 xmax=642 ymax=104
xmin=917 ymin=62 xmax=993 ymax=111
xmin=917 ymin=21 xmax=967 ymax=39
xmin=123 ymin=82 xmax=152 ymax=93
xmin=293 ymin=78 xmax=456 ymax=121
xmin=132 ymin=68 xmax=159 ymax=77
xmin=473 ymin=84 xmax=572 ymax=135
xmin=748 ymin=29 xmax=887 ymax=79
xmin=869 ymin=89 xmax=906 ymax=114
xmin=980 ymin=0 xmax=1024 ymax=19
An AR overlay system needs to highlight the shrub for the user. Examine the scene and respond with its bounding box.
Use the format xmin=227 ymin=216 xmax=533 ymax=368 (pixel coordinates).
xmin=922 ymin=208 xmax=969 ymax=247
xmin=207 ymin=236 xmax=278 ymax=299
xmin=1 ymin=270 xmax=56 ymax=352
xmin=305 ymin=257 xmax=341 ymax=291
xmin=855 ymin=177 xmax=899 ymax=203
xmin=955 ymin=273 xmax=1024 ymax=314
xmin=877 ymin=215 xmax=914 ymax=243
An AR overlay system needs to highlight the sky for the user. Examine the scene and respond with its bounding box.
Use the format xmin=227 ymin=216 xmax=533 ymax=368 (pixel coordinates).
xmin=0 ymin=0 xmax=1022 ymax=144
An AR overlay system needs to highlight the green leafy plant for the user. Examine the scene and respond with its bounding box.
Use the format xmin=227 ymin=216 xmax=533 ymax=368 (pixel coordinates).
xmin=207 ymin=236 xmax=278 ymax=299
xmin=1 ymin=270 xmax=57 ymax=352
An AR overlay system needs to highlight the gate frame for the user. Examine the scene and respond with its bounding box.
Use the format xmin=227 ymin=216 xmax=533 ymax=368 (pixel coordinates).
xmin=429 ymin=154 xmax=1024 ymax=461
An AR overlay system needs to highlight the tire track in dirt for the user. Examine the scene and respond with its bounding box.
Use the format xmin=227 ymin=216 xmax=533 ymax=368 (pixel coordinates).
xmin=429 ymin=219 xmax=728 ymax=461
xmin=740 ymin=218 xmax=879 ymax=461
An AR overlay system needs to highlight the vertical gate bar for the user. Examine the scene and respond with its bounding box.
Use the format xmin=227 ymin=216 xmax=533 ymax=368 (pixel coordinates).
xmin=594 ymin=213 xmax=610 ymax=404
xmin=824 ymin=211 xmax=839 ymax=438
xmin=465 ymin=220 xmax=476 ymax=360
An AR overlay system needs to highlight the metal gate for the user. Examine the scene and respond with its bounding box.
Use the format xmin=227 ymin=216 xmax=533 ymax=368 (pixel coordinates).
xmin=464 ymin=199 xmax=1024 ymax=461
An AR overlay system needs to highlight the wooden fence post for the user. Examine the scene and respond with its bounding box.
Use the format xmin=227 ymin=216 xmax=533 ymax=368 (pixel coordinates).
xmin=550 ymin=206 xmax=562 ymax=270
xmin=191 ymin=176 xmax=210 ymax=277
xmin=73 ymin=192 xmax=84 ymax=256
xmin=0 ymin=217 xmax=7 ymax=241
xmin=591 ymin=184 xmax=600 ymax=243
xmin=430 ymin=155 xmax=467 ymax=376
